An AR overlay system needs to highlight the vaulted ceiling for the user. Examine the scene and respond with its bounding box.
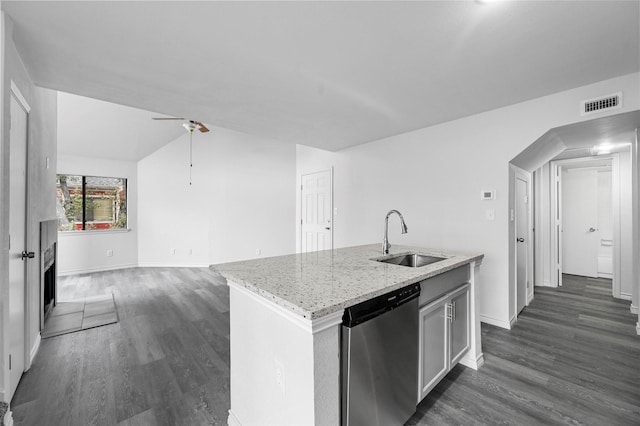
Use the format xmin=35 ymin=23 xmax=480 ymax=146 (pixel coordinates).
xmin=3 ymin=1 xmax=639 ymax=152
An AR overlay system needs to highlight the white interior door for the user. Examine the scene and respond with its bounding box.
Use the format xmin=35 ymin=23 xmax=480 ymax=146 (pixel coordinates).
xmin=562 ymin=168 xmax=599 ymax=278
xmin=300 ymin=170 xmax=332 ymax=253
xmin=515 ymin=176 xmax=529 ymax=314
xmin=9 ymin=91 xmax=29 ymax=399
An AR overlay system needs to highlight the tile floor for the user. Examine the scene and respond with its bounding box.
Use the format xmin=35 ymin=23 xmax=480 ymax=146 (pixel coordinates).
xmin=41 ymin=293 xmax=118 ymax=338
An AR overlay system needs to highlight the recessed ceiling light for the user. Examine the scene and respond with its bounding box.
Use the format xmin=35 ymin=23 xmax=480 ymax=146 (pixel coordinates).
xmin=590 ymin=142 xmax=630 ymax=155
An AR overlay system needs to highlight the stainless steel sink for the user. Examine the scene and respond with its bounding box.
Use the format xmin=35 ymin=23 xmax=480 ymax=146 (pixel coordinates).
xmin=376 ymin=253 xmax=446 ymax=267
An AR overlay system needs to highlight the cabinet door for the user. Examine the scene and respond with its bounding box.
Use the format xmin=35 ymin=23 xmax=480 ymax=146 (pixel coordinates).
xmin=418 ymin=296 xmax=449 ymax=402
xmin=449 ymin=285 xmax=470 ymax=366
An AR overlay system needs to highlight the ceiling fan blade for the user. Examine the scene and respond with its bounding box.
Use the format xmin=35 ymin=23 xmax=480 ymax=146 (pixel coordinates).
xmin=152 ymin=117 xmax=185 ymax=120
xmin=195 ymin=121 xmax=210 ymax=133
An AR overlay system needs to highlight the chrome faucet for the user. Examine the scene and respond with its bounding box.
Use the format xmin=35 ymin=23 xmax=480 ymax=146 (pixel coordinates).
xmin=382 ymin=210 xmax=408 ymax=254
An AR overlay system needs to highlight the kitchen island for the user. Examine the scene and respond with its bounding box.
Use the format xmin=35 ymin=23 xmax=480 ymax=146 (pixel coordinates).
xmin=212 ymin=244 xmax=484 ymax=426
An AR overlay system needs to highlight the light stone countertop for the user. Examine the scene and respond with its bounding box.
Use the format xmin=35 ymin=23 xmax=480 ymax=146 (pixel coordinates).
xmin=211 ymin=244 xmax=484 ymax=320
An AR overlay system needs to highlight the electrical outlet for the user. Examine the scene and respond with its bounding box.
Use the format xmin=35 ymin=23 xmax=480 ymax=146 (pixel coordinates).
xmin=274 ymin=358 xmax=285 ymax=394
xmin=170 ymin=248 xmax=176 ymax=255
xmin=188 ymin=248 xmax=193 ymax=255
xmin=106 ymin=249 xmax=113 ymax=257
xmin=256 ymin=248 xmax=261 ymax=255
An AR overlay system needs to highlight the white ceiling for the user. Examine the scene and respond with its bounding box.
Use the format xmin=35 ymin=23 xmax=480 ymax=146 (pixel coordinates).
xmin=3 ymin=1 xmax=639 ymax=152
xmin=57 ymin=92 xmax=187 ymax=161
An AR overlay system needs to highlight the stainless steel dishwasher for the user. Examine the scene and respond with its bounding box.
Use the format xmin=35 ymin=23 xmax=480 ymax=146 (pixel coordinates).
xmin=341 ymin=283 xmax=420 ymax=426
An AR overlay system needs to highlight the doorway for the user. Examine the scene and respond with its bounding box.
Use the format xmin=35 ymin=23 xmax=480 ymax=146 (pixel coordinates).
xmin=300 ymin=169 xmax=333 ymax=253
xmin=8 ymin=83 xmax=30 ymax=400
xmin=561 ymin=163 xmax=611 ymax=278
xmin=550 ymin=155 xmax=623 ymax=298
xmin=513 ymin=167 xmax=533 ymax=317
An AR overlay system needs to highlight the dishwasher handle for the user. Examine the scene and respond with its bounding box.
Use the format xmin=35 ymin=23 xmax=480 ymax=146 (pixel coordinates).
xmin=342 ymin=283 xmax=420 ymax=328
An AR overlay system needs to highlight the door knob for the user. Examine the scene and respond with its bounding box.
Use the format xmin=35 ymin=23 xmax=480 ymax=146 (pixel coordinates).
xmin=21 ymin=250 xmax=35 ymax=260
xmin=588 ymin=227 xmax=596 ymax=232
xmin=516 ymin=237 xmax=525 ymax=243
xmin=325 ymin=227 xmax=331 ymax=230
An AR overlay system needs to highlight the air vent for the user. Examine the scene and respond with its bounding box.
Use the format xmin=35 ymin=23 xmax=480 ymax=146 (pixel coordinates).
xmin=580 ymin=92 xmax=622 ymax=116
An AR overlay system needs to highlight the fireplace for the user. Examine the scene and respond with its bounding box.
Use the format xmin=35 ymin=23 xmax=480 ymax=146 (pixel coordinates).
xmin=40 ymin=219 xmax=58 ymax=328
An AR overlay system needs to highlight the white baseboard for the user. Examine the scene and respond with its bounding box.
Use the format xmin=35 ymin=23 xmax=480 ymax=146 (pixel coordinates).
xmin=137 ymin=263 xmax=210 ymax=268
xmin=636 ymin=322 xmax=640 ymax=336
xmin=460 ymin=352 xmax=485 ymax=370
xmin=631 ymin=304 xmax=638 ymax=315
xmin=29 ymin=332 xmax=41 ymax=368
xmin=58 ymin=263 xmax=138 ymax=276
xmin=620 ymin=292 xmax=632 ymax=301
xmin=228 ymin=409 xmax=242 ymax=426
xmin=480 ymin=314 xmax=511 ymax=330
xmin=527 ymin=292 xmax=534 ymax=304
xmin=4 ymin=410 xmax=13 ymax=426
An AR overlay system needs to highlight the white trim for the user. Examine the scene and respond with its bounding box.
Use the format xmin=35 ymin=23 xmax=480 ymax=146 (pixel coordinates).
xmin=10 ymin=81 xmax=31 ymax=112
xmin=4 ymin=409 xmax=13 ymax=426
xmin=57 ymin=263 xmax=138 ymax=276
xmin=460 ymin=352 xmax=485 ymax=370
xmin=619 ymin=292 xmax=632 ymax=301
xmin=630 ymin=304 xmax=638 ymax=315
xmin=636 ymin=322 xmax=640 ymax=336
xmin=228 ymin=281 xmax=343 ymax=335
xmin=227 ymin=409 xmax=242 ymax=426
xmin=480 ymin=314 xmax=511 ymax=330
xmin=28 ymin=333 xmax=40 ymax=368
xmin=527 ymin=292 xmax=534 ymax=304
xmin=137 ymin=263 xmax=210 ymax=269
xmin=58 ymin=228 xmax=132 ymax=237
xmin=536 ymin=279 xmax=555 ymax=288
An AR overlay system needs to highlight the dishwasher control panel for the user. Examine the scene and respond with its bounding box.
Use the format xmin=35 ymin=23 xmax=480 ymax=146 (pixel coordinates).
xmin=342 ymin=283 xmax=420 ymax=327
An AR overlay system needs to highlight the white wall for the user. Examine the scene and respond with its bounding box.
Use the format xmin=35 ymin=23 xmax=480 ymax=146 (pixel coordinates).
xmin=297 ymin=73 xmax=639 ymax=329
xmin=0 ymin=13 xmax=58 ymax=402
xmin=138 ymin=126 xmax=296 ymax=266
xmin=56 ymin=155 xmax=138 ymax=275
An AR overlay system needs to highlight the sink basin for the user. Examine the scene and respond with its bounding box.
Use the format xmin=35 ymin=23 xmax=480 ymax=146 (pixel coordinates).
xmin=376 ymin=253 xmax=446 ymax=268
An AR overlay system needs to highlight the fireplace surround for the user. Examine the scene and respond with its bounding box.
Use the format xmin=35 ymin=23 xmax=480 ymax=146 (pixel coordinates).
xmin=40 ymin=219 xmax=57 ymax=328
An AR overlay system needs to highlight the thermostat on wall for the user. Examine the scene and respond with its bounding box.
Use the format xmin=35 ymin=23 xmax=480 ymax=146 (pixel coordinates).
xmin=481 ymin=190 xmax=495 ymax=200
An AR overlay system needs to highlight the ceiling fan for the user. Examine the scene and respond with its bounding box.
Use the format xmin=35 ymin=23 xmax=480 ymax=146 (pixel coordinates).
xmin=152 ymin=117 xmax=211 ymax=185
xmin=152 ymin=117 xmax=210 ymax=133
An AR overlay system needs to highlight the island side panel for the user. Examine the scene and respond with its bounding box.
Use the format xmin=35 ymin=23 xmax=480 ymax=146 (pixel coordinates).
xmin=312 ymin=324 xmax=340 ymax=426
xmin=228 ymin=282 xmax=340 ymax=426
xmin=460 ymin=261 xmax=484 ymax=369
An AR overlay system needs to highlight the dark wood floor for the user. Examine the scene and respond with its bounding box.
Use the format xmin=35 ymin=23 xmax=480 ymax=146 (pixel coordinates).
xmin=408 ymin=274 xmax=640 ymax=425
xmin=10 ymin=270 xmax=640 ymax=425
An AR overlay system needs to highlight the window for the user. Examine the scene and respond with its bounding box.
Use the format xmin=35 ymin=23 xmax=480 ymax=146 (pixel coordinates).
xmin=56 ymin=174 xmax=127 ymax=231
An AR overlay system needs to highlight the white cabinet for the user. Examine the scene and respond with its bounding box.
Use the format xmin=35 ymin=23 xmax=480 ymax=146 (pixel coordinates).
xmin=418 ymin=284 xmax=470 ymax=402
